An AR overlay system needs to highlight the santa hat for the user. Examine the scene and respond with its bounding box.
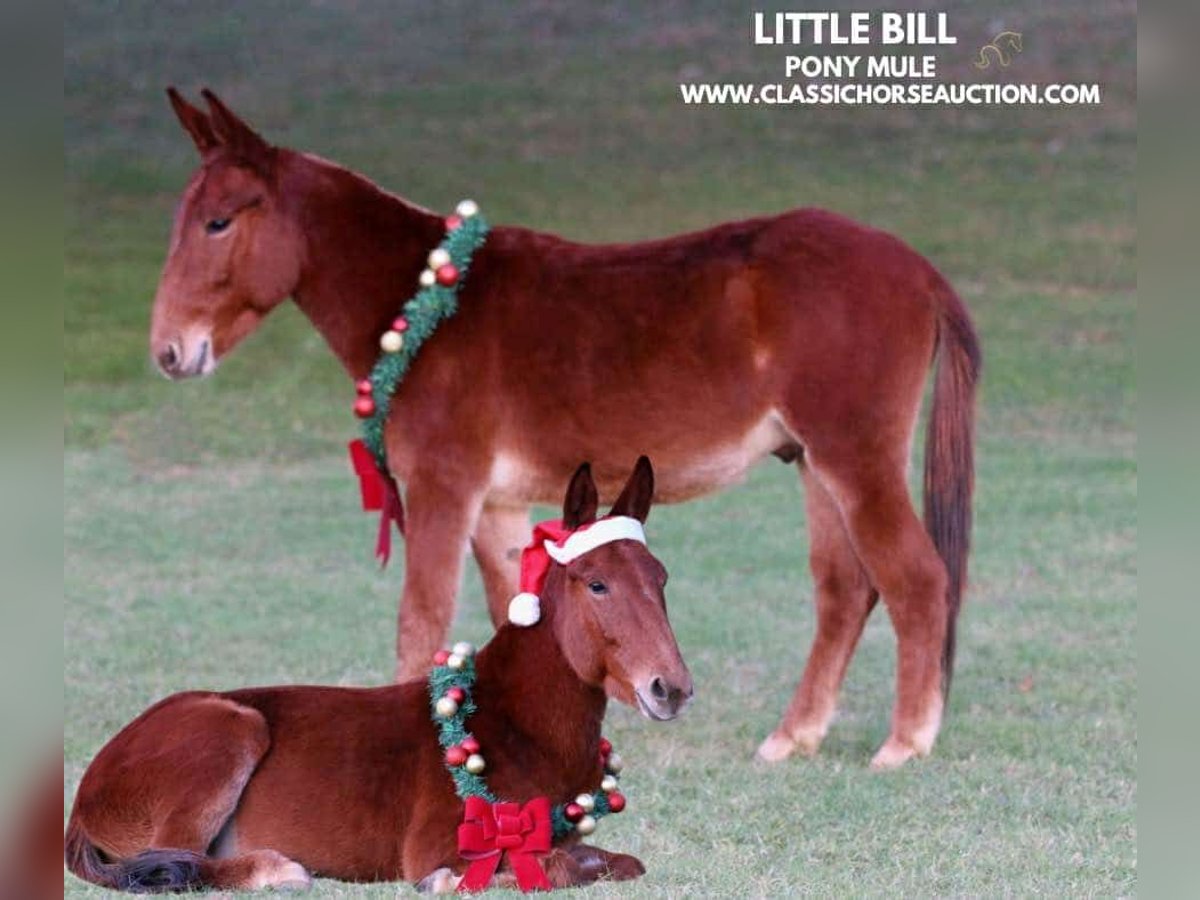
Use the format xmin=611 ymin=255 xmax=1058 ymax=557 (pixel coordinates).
xmin=507 ymin=516 xmax=647 ymax=626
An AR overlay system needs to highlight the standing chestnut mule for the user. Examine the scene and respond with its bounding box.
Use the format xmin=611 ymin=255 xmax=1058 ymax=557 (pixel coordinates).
xmin=149 ymin=89 xmax=980 ymax=769
xmin=66 ymin=458 xmax=692 ymax=892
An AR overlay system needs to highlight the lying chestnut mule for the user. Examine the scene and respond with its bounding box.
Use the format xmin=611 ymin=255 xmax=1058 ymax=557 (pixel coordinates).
xmin=66 ymin=457 xmax=691 ymax=893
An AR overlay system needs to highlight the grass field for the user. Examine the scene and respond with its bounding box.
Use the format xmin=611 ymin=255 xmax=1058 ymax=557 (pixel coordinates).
xmin=65 ymin=1 xmax=1135 ymax=896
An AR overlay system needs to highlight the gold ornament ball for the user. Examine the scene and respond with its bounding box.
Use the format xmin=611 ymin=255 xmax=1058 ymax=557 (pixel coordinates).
xmin=419 ymin=268 xmax=436 ymax=287
xmin=428 ymin=248 xmax=451 ymax=269
xmin=605 ymin=752 xmax=624 ymax=774
xmin=600 ymin=774 xmax=618 ymax=793
xmin=574 ymin=793 xmax=595 ymax=813
xmin=435 ymin=696 xmax=459 ymax=717
xmin=576 ymin=815 xmax=597 ymax=836
xmin=452 ymin=641 xmax=475 ymax=659
xmin=465 ymin=753 xmax=486 ymax=775
xmin=456 ymin=199 xmax=479 ymax=218
xmin=379 ymin=330 xmax=404 ymax=354
xmin=446 ymin=653 xmax=465 ymax=671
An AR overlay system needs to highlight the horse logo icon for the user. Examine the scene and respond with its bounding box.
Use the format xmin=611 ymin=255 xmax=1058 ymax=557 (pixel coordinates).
xmin=974 ymin=31 xmax=1023 ymax=69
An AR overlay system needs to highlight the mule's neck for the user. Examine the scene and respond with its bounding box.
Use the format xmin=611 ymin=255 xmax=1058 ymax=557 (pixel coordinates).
xmin=280 ymin=150 xmax=446 ymax=378
xmin=471 ymin=607 xmax=607 ymax=778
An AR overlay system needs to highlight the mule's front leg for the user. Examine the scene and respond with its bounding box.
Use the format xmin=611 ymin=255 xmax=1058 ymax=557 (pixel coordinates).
xmin=395 ymin=473 xmax=483 ymax=682
xmin=417 ymin=851 xmax=592 ymax=892
xmin=566 ymin=844 xmax=646 ymax=883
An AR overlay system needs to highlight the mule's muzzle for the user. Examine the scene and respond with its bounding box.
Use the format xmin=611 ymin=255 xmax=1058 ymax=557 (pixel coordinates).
xmin=153 ymin=335 xmax=213 ymax=379
xmin=635 ymin=674 xmax=694 ymax=721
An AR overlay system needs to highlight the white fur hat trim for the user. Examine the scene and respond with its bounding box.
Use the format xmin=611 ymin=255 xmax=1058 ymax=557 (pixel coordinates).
xmin=543 ymin=516 xmax=646 ymax=564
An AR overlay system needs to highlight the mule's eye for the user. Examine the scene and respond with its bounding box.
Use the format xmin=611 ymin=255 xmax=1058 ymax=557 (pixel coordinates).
xmin=205 ymin=217 xmax=232 ymax=234
xmin=588 ymin=581 xmax=608 ymax=596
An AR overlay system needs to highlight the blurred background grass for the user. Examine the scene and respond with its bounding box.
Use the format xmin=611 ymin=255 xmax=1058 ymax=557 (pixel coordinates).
xmin=65 ymin=1 xmax=1134 ymax=896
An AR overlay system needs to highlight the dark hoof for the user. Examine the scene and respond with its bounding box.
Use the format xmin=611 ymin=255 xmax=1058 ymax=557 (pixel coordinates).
xmin=570 ymin=844 xmax=646 ymax=883
xmin=605 ymin=853 xmax=646 ymax=881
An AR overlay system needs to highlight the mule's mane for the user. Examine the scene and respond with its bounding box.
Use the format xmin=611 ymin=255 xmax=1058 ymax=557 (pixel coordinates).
xmin=292 ymin=150 xmax=438 ymax=218
xmin=287 ymin=146 xmax=770 ymax=255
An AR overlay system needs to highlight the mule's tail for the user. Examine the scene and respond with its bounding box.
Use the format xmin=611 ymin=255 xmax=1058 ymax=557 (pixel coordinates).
xmin=924 ymin=275 xmax=981 ymax=696
xmin=64 ymin=819 xmax=206 ymax=893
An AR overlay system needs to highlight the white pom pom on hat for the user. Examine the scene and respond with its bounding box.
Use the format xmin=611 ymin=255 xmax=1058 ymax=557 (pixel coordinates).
xmin=507 ymin=592 xmax=542 ymax=627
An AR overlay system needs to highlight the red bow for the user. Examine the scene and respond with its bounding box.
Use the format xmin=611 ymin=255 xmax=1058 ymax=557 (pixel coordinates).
xmin=348 ymin=440 xmax=405 ymax=565
xmin=457 ymin=796 xmax=552 ymax=893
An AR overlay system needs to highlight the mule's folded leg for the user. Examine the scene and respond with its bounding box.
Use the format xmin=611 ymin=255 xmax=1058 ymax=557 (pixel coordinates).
xmin=415 ymin=851 xmax=592 ymax=892
xmin=67 ymin=694 xmax=310 ymax=892
xmin=566 ymin=844 xmax=646 ymax=883
xmin=758 ymin=465 xmax=879 ymax=763
xmin=202 ymin=850 xmax=310 ymax=891
xmin=415 ymin=867 xmax=461 ymax=894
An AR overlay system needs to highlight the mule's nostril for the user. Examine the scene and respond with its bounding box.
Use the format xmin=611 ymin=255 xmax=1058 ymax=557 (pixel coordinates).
xmin=158 ymin=343 xmax=179 ymax=371
xmin=650 ymin=677 xmax=668 ymax=701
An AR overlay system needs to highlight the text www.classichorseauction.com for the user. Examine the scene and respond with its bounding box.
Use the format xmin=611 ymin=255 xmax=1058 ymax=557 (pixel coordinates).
xmin=680 ymin=11 xmax=1102 ymax=106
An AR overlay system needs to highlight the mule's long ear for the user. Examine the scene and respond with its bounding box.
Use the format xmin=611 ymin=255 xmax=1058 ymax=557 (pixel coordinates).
xmin=200 ymin=88 xmax=272 ymax=166
xmin=563 ymin=463 xmax=600 ymax=529
xmin=166 ymin=87 xmax=219 ymax=155
xmin=610 ymin=456 xmax=654 ymax=523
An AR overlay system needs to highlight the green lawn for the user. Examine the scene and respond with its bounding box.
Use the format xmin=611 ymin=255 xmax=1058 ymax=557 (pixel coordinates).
xmin=65 ymin=1 xmax=1135 ymax=895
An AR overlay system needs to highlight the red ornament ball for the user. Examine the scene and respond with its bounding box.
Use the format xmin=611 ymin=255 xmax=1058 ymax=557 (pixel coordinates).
xmin=433 ymin=649 xmax=451 ymax=666
xmin=445 ymin=214 xmax=463 ymax=231
xmin=606 ymin=792 xmax=626 ymax=814
xmin=447 ymin=687 xmax=466 ymax=704
xmin=445 ymin=745 xmax=468 ymax=767
xmin=355 ymin=379 xmax=373 ymax=396
xmin=392 ymin=316 xmax=409 ymax=333
xmin=353 ymin=396 xmax=375 ymax=418
xmin=461 ymin=736 xmax=480 ymax=754
xmin=598 ymin=738 xmax=613 ymax=757
xmin=564 ymin=802 xmax=584 ymax=823
xmin=435 ymin=263 xmax=459 ymax=286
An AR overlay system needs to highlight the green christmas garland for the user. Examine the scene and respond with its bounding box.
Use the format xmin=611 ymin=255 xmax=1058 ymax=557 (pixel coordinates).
xmin=428 ymin=642 xmax=628 ymax=840
xmin=352 ymin=201 xmax=490 ymax=475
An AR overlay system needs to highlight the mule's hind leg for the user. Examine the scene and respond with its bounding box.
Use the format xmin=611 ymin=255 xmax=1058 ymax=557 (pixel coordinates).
xmin=71 ymin=694 xmax=309 ymax=890
xmin=807 ymin=453 xmax=949 ymax=769
xmin=72 ymin=695 xmax=267 ymax=860
xmin=470 ymin=503 xmax=530 ymax=628
xmin=758 ymin=465 xmax=879 ymax=762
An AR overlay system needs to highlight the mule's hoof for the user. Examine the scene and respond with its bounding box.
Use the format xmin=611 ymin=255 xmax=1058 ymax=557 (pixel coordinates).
xmin=246 ymin=854 xmax=311 ymax=891
xmin=870 ymin=736 xmax=922 ymax=770
xmin=755 ymin=731 xmax=798 ymax=763
xmin=606 ymin=853 xmax=646 ymax=881
xmin=274 ymin=861 xmax=312 ymax=891
xmin=416 ymin=867 xmax=461 ymax=894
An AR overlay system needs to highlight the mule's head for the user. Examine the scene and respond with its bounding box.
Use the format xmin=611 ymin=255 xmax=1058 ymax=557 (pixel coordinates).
xmin=549 ymin=457 xmax=694 ymax=721
xmin=150 ymin=89 xmax=303 ymax=379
